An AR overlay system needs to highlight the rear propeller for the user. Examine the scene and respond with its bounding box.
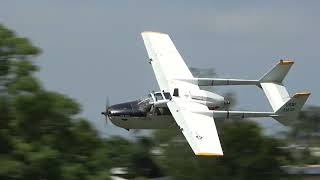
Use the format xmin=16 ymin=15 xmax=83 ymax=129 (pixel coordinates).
xmin=224 ymin=92 xmax=235 ymax=111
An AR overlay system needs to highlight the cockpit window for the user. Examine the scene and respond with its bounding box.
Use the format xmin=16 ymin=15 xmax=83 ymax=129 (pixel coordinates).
xmin=137 ymin=95 xmax=153 ymax=112
xmin=154 ymin=93 xmax=163 ymax=101
xmin=163 ymin=92 xmax=171 ymax=100
xmin=147 ymin=94 xmax=154 ymax=103
xmin=139 ymin=94 xmax=154 ymax=104
xmin=111 ymin=103 xmax=132 ymax=110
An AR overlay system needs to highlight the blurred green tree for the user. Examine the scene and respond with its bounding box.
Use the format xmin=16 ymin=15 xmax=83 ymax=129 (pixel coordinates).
xmin=127 ymin=137 xmax=163 ymax=178
xmin=290 ymin=106 xmax=320 ymax=144
xmin=0 ymin=24 xmax=111 ymax=179
xmin=286 ymin=106 xmax=320 ymax=165
xmin=153 ymin=121 xmax=291 ymax=180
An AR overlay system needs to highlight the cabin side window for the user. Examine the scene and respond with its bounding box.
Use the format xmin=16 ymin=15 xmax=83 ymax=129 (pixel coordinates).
xmin=163 ymin=92 xmax=171 ymax=100
xmin=154 ymin=93 xmax=164 ymax=101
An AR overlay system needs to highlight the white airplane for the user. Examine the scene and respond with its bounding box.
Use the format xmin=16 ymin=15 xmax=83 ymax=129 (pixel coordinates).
xmin=102 ymin=31 xmax=310 ymax=156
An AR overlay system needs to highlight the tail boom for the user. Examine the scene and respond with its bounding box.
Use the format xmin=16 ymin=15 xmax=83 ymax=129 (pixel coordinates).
xmin=177 ymin=60 xmax=310 ymax=125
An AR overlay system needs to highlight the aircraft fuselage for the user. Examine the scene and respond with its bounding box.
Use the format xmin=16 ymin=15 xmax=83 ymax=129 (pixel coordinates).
xmin=106 ymin=98 xmax=175 ymax=129
xmin=104 ymin=90 xmax=228 ymax=130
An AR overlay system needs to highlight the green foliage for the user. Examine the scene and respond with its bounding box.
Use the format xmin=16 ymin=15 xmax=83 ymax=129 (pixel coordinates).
xmin=0 ymin=24 xmax=166 ymax=180
xmin=0 ymin=156 xmax=25 ymax=179
xmin=153 ymin=121 xmax=291 ymax=180
xmin=0 ymin=24 xmax=40 ymax=93
xmin=127 ymin=137 xmax=163 ymax=178
xmin=0 ymin=24 xmax=111 ymax=180
xmin=291 ymin=106 xmax=320 ymax=142
xmin=105 ymin=136 xmax=134 ymax=167
xmin=286 ymin=106 xmax=320 ymax=165
xmin=0 ymin=24 xmax=40 ymax=58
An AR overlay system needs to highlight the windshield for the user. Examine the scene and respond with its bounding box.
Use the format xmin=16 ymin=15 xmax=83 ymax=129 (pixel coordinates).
xmin=154 ymin=93 xmax=163 ymax=101
xmin=137 ymin=94 xmax=153 ymax=112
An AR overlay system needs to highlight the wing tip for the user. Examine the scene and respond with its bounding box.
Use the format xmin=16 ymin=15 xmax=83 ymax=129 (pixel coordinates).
xmin=294 ymin=92 xmax=311 ymax=97
xmin=141 ymin=31 xmax=168 ymax=36
xmin=196 ymin=152 xmax=224 ymax=156
xmin=279 ymin=59 xmax=294 ymax=65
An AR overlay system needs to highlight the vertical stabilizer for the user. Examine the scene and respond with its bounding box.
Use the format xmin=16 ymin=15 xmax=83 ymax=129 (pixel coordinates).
xmin=260 ymin=83 xmax=290 ymax=111
xmin=274 ymin=92 xmax=311 ymax=125
xmin=259 ymin=60 xmax=294 ymax=111
xmin=260 ymin=60 xmax=294 ymax=83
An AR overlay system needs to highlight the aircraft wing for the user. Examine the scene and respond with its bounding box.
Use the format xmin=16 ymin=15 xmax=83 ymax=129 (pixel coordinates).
xmin=141 ymin=31 xmax=223 ymax=156
xmin=141 ymin=31 xmax=195 ymax=91
xmin=167 ymin=98 xmax=223 ymax=156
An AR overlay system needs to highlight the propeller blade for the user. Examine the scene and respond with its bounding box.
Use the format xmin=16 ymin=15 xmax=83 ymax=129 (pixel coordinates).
xmin=102 ymin=96 xmax=110 ymax=128
xmin=106 ymin=97 xmax=109 ymax=112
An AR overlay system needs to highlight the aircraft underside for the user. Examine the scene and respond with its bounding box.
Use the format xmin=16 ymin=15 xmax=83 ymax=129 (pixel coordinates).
xmin=111 ymin=114 xmax=175 ymax=129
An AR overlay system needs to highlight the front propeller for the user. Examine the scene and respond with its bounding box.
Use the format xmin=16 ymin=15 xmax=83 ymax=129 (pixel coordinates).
xmin=101 ymin=97 xmax=111 ymax=127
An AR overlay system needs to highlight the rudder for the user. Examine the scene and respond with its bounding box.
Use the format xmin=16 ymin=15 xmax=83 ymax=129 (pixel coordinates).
xmin=274 ymin=92 xmax=311 ymax=125
xmin=259 ymin=60 xmax=294 ymax=111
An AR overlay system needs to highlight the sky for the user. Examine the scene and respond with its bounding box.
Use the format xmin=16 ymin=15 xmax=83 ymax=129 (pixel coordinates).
xmin=1 ymin=0 xmax=319 ymax=137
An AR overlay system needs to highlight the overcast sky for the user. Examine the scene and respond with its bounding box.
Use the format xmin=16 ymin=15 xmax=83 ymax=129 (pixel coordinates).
xmin=1 ymin=0 xmax=319 ymax=137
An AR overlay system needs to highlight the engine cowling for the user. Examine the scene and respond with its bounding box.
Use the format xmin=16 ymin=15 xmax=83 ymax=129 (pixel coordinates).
xmin=190 ymin=90 xmax=228 ymax=110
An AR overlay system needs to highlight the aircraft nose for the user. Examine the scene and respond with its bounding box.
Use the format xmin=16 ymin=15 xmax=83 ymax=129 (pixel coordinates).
xmin=101 ymin=106 xmax=114 ymax=118
xmin=107 ymin=107 xmax=113 ymax=116
xmin=106 ymin=104 xmax=123 ymax=117
xmin=104 ymin=102 xmax=134 ymax=117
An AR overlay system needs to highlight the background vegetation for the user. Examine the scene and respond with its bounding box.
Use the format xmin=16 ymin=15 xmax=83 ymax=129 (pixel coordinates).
xmin=0 ymin=24 xmax=319 ymax=180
